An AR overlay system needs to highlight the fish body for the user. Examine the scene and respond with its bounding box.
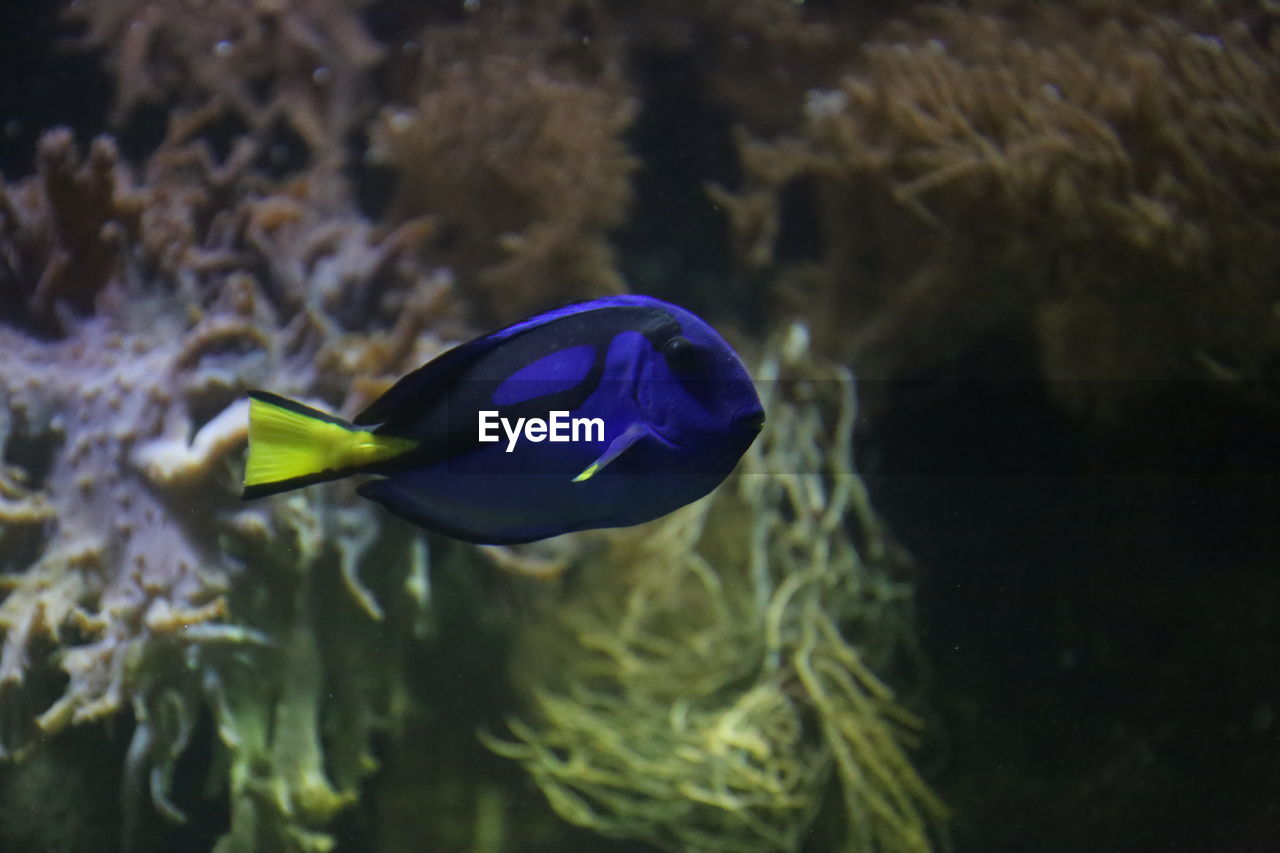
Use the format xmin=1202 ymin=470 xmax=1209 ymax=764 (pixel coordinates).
xmin=244 ymin=295 xmax=763 ymax=544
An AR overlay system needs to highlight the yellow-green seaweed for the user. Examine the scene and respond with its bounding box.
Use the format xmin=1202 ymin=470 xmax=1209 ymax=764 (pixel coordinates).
xmin=486 ymin=324 xmax=946 ymax=852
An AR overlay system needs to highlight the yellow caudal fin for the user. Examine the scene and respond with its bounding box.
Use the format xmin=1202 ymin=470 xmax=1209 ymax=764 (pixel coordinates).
xmin=243 ymin=391 xmax=416 ymax=500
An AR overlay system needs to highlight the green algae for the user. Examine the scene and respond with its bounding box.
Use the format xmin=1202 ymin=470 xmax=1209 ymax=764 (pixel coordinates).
xmin=487 ymin=325 xmax=946 ymax=852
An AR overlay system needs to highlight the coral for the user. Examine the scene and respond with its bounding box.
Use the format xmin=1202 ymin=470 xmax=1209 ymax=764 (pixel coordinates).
xmin=1 ymin=3 xmax=957 ymax=850
xmin=182 ymin=500 xmax=434 ymax=853
xmin=611 ymin=0 xmax=863 ymax=135
xmin=0 ymin=129 xmax=143 ymax=334
xmin=486 ymin=324 xmax=945 ymax=851
xmin=723 ymin=1 xmax=1280 ymax=415
xmin=0 ymin=119 xmax=453 ymax=850
xmin=66 ymin=0 xmax=382 ymax=173
xmin=368 ymin=2 xmax=637 ymax=322
xmin=3 ymin=0 xmax=645 ymax=844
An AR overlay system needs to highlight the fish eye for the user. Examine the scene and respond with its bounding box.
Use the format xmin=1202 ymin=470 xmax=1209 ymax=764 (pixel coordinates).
xmin=663 ymin=336 xmax=697 ymax=370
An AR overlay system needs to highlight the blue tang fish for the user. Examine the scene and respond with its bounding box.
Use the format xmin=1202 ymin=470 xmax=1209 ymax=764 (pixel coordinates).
xmin=243 ymin=294 xmax=764 ymax=544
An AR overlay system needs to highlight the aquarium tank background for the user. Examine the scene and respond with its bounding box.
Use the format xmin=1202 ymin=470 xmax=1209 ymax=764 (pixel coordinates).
xmin=1 ymin=1 xmax=1278 ymax=851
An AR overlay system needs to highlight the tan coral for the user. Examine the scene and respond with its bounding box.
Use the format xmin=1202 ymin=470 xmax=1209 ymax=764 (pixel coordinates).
xmin=67 ymin=0 xmax=383 ymax=171
xmin=369 ymin=4 xmax=637 ymax=321
xmin=0 ymin=131 xmax=144 ymax=334
xmin=725 ymin=3 xmax=1280 ymax=415
xmin=0 ymin=112 xmax=458 ymax=850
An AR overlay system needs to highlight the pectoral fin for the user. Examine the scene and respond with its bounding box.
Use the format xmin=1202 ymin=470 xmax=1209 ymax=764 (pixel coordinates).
xmin=572 ymin=422 xmax=652 ymax=482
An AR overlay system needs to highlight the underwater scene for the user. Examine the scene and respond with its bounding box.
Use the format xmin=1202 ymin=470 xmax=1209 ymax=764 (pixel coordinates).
xmin=1 ymin=0 xmax=1278 ymax=851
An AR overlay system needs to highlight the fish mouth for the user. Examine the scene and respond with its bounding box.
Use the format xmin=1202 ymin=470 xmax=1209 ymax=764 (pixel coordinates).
xmin=739 ymin=409 xmax=765 ymax=432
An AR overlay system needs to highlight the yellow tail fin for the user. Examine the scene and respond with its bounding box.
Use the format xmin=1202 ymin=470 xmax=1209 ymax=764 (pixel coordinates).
xmin=243 ymin=391 xmax=416 ymax=499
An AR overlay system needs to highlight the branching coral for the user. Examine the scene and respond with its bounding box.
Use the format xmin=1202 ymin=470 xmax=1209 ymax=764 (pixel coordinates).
xmin=0 ymin=130 xmax=143 ymax=334
xmin=487 ymin=325 xmax=945 ymax=852
xmin=723 ymin=1 xmax=1280 ymax=415
xmin=70 ymin=0 xmax=643 ymax=325
xmin=66 ymin=0 xmax=382 ymax=174
xmin=2 ymin=0 xmax=658 ymax=845
xmin=0 ymin=118 xmax=452 ymax=850
xmin=2 ymin=3 xmax=968 ymax=850
xmin=369 ymin=3 xmax=637 ymax=322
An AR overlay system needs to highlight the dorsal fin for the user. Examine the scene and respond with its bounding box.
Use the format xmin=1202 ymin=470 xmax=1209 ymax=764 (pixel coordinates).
xmin=356 ymin=334 xmax=509 ymax=426
xmin=354 ymin=296 xmax=659 ymax=427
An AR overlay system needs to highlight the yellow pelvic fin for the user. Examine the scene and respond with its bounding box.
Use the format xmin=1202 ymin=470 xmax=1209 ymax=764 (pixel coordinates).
xmin=244 ymin=393 xmax=416 ymax=491
xmin=570 ymin=422 xmax=651 ymax=483
xmin=571 ymin=462 xmax=600 ymax=483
